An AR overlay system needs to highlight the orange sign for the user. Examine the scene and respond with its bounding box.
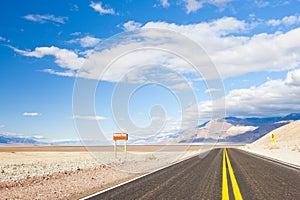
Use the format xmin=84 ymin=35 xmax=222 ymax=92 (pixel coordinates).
xmin=113 ymin=132 xmax=128 ymax=140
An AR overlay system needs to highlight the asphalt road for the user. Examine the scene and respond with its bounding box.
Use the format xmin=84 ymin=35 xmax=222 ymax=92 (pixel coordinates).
xmin=227 ymin=148 xmax=300 ymax=199
xmin=86 ymin=148 xmax=300 ymax=200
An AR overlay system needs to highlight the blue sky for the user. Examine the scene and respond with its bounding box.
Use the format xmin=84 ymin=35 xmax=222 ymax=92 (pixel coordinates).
xmin=0 ymin=0 xmax=300 ymax=144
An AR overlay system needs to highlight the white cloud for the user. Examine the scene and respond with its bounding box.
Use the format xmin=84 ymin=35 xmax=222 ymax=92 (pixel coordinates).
xmin=71 ymin=4 xmax=79 ymax=12
xmin=73 ymin=115 xmax=106 ymax=120
xmin=0 ymin=124 xmax=4 ymax=129
xmin=77 ymin=42 xmax=202 ymax=82
xmin=205 ymin=0 xmax=233 ymax=8
xmin=225 ymin=70 xmax=300 ymax=116
xmin=23 ymin=112 xmax=41 ymax=117
xmin=286 ymin=69 xmax=300 ymax=86
xmin=183 ymin=0 xmax=232 ymax=13
xmin=42 ymin=69 xmax=76 ymax=77
xmin=143 ymin=17 xmax=248 ymax=38
xmin=32 ymin=135 xmax=46 ymax=139
xmin=69 ymin=35 xmax=101 ymax=48
xmin=205 ymin=88 xmax=220 ymax=93
xmin=11 ymin=17 xmax=300 ymax=84
xmin=9 ymin=45 xmax=85 ymax=71
xmin=142 ymin=18 xmax=300 ymax=78
xmin=90 ymin=1 xmax=115 ymax=15
xmin=0 ymin=36 xmax=7 ymax=41
xmin=183 ymin=0 xmax=203 ymax=13
xmin=255 ymin=0 xmax=270 ymax=8
xmin=268 ymin=15 xmax=300 ymax=26
xmin=196 ymin=68 xmax=300 ymax=118
xmin=170 ymin=82 xmax=194 ymax=90
xmin=119 ymin=113 xmax=185 ymax=140
xmin=70 ymin=32 xmax=81 ymax=36
xmin=72 ymin=17 xmax=248 ymax=82
xmin=79 ymin=36 xmax=101 ymax=47
xmin=123 ymin=21 xmax=142 ymax=31
xmin=159 ymin=0 xmax=170 ymax=8
xmin=23 ymin=14 xmax=68 ymax=24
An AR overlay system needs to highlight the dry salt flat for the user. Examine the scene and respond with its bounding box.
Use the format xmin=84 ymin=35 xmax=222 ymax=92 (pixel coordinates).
xmin=0 ymin=147 xmax=204 ymax=199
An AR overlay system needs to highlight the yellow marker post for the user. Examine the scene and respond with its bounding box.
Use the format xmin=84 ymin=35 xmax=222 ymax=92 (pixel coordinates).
xmin=270 ymin=133 xmax=276 ymax=143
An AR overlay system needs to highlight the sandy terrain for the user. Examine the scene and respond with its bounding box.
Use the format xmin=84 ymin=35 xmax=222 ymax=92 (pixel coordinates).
xmin=242 ymin=120 xmax=300 ymax=166
xmin=0 ymin=145 xmax=207 ymax=199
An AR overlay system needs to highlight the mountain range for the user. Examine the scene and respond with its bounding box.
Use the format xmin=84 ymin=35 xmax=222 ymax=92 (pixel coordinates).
xmin=1 ymin=113 xmax=300 ymax=145
xmin=0 ymin=134 xmax=41 ymax=146
xmin=177 ymin=113 xmax=300 ymax=144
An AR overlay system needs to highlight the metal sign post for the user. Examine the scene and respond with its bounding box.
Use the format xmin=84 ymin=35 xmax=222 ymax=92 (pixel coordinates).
xmin=124 ymin=140 xmax=127 ymax=158
xmin=114 ymin=140 xmax=117 ymax=158
xmin=113 ymin=132 xmax=128 ymax=158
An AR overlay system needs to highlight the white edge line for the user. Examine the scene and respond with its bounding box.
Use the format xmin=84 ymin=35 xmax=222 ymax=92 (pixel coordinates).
xmin=239 ymin=149 xmax=300 ymax=170
xmin=80 ymin=149 xmax=210 ymax=199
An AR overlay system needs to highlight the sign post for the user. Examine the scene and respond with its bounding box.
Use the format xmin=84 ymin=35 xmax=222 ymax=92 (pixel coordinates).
xmin=124 ymin=140 xmax=127 ymax=158
xmin=113 ymin=132 xmax=128 ymax=158
xmin=114 ymin=140 xmax=117 ymax=158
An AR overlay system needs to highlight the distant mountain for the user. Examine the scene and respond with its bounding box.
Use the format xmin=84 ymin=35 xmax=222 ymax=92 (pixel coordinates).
xmin=224 ymin=116 xmax=281 ymax=126
xmin=48 ymin=139 xmax=84 ymax=146
xmin=3 ymin=113 xmax=300 ymax=146
xmin=0 ymin=134 xmax=88 ymax=146
xmin=0 ymin=134 xmax=107 ymax=146
xmin=177 ymin=113 xmax=300 ymax=144
xmin=282 ymin=113 xmax=300 ymax=120
xmin=221 ymin=121 xmax=289 ymax=143
xmin=0 ymin=134 xmax=41 ymax=145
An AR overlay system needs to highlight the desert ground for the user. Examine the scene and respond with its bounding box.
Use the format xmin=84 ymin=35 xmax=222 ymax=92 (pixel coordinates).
xmin=0 ymin=145 xmax=209 ymax=199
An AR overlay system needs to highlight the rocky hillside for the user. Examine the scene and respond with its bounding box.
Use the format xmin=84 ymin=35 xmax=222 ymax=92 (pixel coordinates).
xmin=250 ymin=119 xmax=300 ymax=150
xmin=177 ymin=113 xmax=300 ymax=144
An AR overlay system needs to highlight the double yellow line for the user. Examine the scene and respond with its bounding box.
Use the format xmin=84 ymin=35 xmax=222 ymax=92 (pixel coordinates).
xmin=222 ymin=148 xmax=243 ymax=200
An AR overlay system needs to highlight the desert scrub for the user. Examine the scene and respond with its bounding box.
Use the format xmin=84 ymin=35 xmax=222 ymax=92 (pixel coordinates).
xmin=145 ymin=154 xmax=157 ymax=161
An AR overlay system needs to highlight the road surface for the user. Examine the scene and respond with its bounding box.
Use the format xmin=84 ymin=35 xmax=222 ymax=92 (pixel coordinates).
xmin=85 ymin=148 xmax=300 ymax=200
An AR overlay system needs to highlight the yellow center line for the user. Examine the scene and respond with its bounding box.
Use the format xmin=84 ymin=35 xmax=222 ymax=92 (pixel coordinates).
xmin=224 ymin=148 xmax=243 ymax=200
xmin=222 ymin=148 xmax=229 ymax=200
